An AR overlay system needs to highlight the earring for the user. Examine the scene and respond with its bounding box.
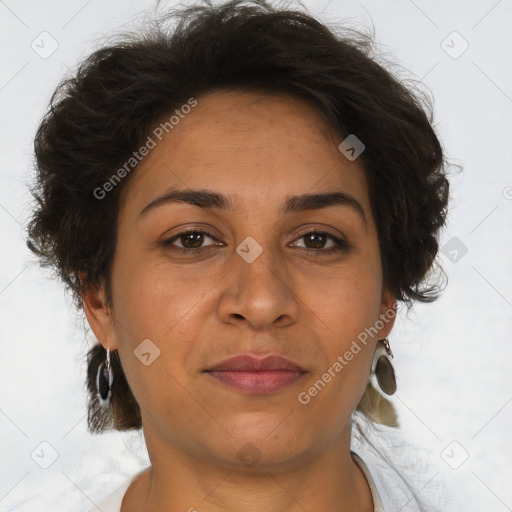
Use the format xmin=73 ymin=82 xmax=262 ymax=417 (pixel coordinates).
xmin=370 ymin=338 xmax=397 ymax=396
xmin=96 ymin=347 xmax=114 ymax=407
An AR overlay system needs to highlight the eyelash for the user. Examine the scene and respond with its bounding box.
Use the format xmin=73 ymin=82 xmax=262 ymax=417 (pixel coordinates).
xmin=160 ymin=228 xmax=350 ymax=256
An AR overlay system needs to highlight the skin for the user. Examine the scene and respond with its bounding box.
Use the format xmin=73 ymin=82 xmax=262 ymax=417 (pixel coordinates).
xmin=83 ymin=90 xmax=396 ymax=512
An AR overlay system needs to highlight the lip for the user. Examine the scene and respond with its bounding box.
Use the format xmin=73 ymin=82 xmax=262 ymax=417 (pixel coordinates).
xmin=204 ymin=354 xmax=307 ymax=394
xmin=205 ymin=354 xmax=306 ymax=372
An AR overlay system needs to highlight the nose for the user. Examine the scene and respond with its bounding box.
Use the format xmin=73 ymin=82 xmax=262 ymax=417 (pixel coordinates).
xmin=217 ymin=239 xmax=300 ymax=331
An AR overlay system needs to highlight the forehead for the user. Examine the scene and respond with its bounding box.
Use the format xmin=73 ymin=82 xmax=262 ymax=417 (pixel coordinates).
xmin=118 ymin=90 xmax=371 ymax=219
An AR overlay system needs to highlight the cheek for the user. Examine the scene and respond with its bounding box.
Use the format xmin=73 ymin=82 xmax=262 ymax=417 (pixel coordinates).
xmin=317 ymin=289 xmax=378 ymax=385
xmin=108 ymin=258 xmax=203 ymax=420
xmin=307 ymin=251 xmax=383 ymax=338
xmin=108 ymin=251 xmax=219 ymax=387
xmin=296 ymin=279 xmax=379 ymax=436
xmin=110 ymin=247 xmax=213 ymax=337
xmin=300 ymin=252 xmax=383 ymax=400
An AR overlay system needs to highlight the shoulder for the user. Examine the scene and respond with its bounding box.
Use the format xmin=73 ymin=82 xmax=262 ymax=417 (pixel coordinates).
xmin=351 ymin=447 xmax=423 ymax=512
xmin=88 ymin=467 xmax=150 ymax=512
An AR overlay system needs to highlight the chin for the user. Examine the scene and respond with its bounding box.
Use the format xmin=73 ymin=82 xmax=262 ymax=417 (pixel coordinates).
xmin=215 ymin=413 xmax=310 ymax=466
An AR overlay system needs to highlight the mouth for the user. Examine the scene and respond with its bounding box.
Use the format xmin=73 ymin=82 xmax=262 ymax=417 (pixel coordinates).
xmin=203 ymin=354 xmax=307 ymax=394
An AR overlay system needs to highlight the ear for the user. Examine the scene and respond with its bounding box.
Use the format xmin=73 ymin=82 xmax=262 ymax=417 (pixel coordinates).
xmin=377 ymin=288 xmax=397 ymax=340
xmin=79 ymin=272 xmax=118 ymax=351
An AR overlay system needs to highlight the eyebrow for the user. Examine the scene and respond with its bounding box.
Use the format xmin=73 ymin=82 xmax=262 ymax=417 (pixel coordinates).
xmin=138 ymin=188 xmax=367 ymax=228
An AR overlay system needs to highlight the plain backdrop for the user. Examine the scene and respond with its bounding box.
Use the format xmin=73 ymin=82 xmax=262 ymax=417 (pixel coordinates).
xmin=1 ymin=0 xmax=511 ymax=510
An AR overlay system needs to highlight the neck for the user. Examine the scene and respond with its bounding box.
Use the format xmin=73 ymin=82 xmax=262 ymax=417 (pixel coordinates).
xmin=122 ymin=420 xmax=373 ymax=512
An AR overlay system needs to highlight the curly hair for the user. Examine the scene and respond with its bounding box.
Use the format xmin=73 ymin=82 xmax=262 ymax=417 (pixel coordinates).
xmin=25 ymin=0 xmax=451 ymax=433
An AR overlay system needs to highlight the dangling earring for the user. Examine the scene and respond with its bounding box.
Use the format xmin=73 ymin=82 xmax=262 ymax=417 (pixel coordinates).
xmin=97 ymin=347 xmax=114 ymax=407
xmin=370 ymin=338 xmax=397 ymax=396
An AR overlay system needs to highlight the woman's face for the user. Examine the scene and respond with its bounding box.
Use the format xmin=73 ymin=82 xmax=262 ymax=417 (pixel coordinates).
xmin=85 ymin=90 xmax=395 ymax=470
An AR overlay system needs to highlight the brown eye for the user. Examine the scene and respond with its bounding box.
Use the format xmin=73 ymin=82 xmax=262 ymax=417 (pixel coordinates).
xmin=291 ymin=230 xmax=350 ymax=254
xmin=303 ymin=232 xmax=328 ymax=249
xmin=179 ymin=231 xmax=206 ymax=249
xmin=161 ymin=229 xmax=218 ymax=252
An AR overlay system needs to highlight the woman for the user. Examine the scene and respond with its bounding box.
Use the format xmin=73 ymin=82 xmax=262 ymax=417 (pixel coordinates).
xmin=26 ymin=1 xmax=450 ymax=510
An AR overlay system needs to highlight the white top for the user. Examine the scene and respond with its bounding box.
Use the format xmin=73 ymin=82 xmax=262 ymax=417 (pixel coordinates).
xmin=88 ymin=466 xmax=148 ymax=512
xmin=88 ymin=448 xmax=422 ymax=512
